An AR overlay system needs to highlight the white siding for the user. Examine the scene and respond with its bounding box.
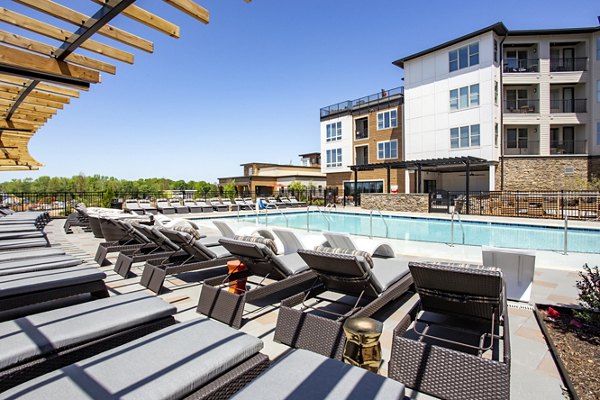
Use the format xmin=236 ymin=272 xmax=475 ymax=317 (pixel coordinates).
xmin=320 ymin=115 xmax=353 ymax=174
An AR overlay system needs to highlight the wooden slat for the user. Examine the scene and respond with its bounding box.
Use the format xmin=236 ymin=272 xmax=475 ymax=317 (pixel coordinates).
xmin=0 ymin=119 xmax=35 ymax=131
xmin=0 ymin=84 xmax=70 ymax=104
xmin=0 ymin=98 xmax=58 ymax=115
xmin=90 ymin=0 xmax=180 ymax=38
xmin=0 ymin=74 xmax=82 ymax=96
xmin=2 ymin=117 xmax=40 ymax=128
xmin=13 ymin=0 xmax=154 ymax=53
xmin=1 ymin=110 xmax=50 ymax=122
xmin=0 ymin=44 xmax=100 ymax=84
xmin=0 ymin=8 xmax=134 ymax=64
xmin=0 ymin=29 xmax=117 ymax=74
xmin=163 ymin=0 xmax=209 ymax=24
xmin=0 ymin=91 xmax=63 ymax=109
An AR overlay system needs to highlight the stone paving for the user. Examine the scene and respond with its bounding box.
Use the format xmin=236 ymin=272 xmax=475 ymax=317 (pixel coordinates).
xmin=48 ymin=211 xmax=600 ymax=400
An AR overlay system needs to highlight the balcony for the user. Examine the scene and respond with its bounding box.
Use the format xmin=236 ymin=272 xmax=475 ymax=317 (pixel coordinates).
xmin=549 ymin=99 xmax=587 ymax=113
xmin=550 ymin=57 xmax=587 ymax=72
xmin=504 ymin=99 xmax=538 ymax=114
xmin=320 ymin=87 xmax=404 ymax=119
xmin=503 ymin=59 xmax=538 ymax=73
xmin=504 ymin=140 xmax=540 ymax=156
xmin=550 ymin=140 xmax=587 ymax=155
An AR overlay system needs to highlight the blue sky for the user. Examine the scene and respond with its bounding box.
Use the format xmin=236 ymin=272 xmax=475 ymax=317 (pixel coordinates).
xmin=3 ymin=0 xmax=597 ymax=182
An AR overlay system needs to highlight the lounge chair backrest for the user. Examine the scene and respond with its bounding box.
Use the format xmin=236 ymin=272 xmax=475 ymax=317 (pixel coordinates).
xmin=408 ymin=261 xmax=504 ymax=321
xmin=158 ymin=228 xmax=216 ymax=260
xmin=297 ymin=248 xmax=381 ymax=297
xmin=323 ymin=232 xmax=357 ymax=250
xmin=213 ymin=220 xmax=236 ymax=238
xmin=272 ymin=228 xmax=304 ymax=254
xmin=219 ymin=237 xmax=289 ymax=279
xmin=117 ymin=220 xmax=151 ymax=244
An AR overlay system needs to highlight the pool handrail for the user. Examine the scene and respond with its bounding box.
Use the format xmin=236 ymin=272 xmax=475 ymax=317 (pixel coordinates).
xmin=449 ymin=209 xmax=465 ymax=247
xmin=369 ymin=209 xmax=389 ymax=239
xmin=266 ymin=203 xmax=289 ymax=228
xmin=306 ymin=205 xmax=331 ymax=232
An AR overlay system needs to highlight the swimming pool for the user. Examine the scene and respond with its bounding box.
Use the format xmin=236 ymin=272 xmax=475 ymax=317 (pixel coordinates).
xmin=233 ymin=212 xmax=600 ymax=254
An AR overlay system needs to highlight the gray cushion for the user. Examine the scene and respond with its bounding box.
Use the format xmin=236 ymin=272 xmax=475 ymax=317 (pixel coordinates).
xmin=0 ymin=248 xmax=65 ymax=263
xmin=370 ymin=257 xmax=410 ymax=292
xmin=0 ymin=292 xmax=176 ymax=370
xmin=231 ymin=349 xmax=405 ymax=400
xmin=3 ymin=318 xmax=263 ymax=400
xmin=0 ymin=266 xmax=106 ymax=298
xmin=274 ymin=253 xmax=309 ymax=275
xmin=0 ymin=255 xmax=82 ymax=276
xmin=0 ymin=238 xmax=48 ymax=250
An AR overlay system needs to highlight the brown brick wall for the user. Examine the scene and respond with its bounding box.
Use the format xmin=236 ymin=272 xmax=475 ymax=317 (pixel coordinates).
xmin=498 ymin=157 xmax=589 ymax=190
xmin=354 ymin=106 xmax=402 ymax=165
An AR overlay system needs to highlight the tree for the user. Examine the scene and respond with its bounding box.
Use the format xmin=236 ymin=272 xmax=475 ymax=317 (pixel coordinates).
xmin=222 ymin=180 xmax=236 ymax=200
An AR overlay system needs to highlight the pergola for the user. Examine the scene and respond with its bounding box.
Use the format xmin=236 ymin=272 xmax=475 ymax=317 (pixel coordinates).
xmin=350 ymin=156 xmax=492 ymax=213
xmin=0 ymin=0 xmax=251 ymax=171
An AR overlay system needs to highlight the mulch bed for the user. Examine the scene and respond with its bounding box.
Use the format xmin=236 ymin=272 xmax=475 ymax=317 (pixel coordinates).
xmin=539 ymin=305 xmax=600 ymax=400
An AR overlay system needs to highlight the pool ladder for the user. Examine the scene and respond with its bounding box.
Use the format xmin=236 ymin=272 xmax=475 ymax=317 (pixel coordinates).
xmin=369 ymin=209 xmax=389 ymax=239
xmin=306 ymin=205 xmax=331 ymax=232
xmin=449 ymin=209 xmax=465 ymax=247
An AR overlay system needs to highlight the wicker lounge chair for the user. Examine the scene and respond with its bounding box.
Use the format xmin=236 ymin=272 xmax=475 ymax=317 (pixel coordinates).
xmin=267 ymin=197 xmax=287 ymax=208
xmin=288 ymin=196 xmax=307 ymax=207
xmin=482 ymin=245 xmax=536 ymax=303
xmin=197 ymin=235 xmax=317 ymax=328
xmin=183 ymin=199 xmax=204 ymax=213
xmin=0 ymin=237 xmax=50 ymax=250
xmin=279 ymin=196 xmax=297 ymax=208
xmin=213 ymin=220 xmax=275 ymax=240
xmin=210 ymin=198 xmax=229 ymax=212
xmin=274 ymin=246 xmax=413 ymax=359
xmin=234 ymin=197 xmax=251 ymax=210
xmin=272 ymin=228 xmax=326 ymax=254
xmin=231 ymin=348 xmax=406 ymax=400
xmin=139 ymin=228 xmax=233 ymax=293
xmin=124 ymin=199 xmax=145 ymax=214
xmin=388 ymin=261 xmax=510 ymax=400
xmin=0 ymin=266 xmax=108 ymax=320
xmin=0 ymin=292 xmax=177 ymax=391
xmin=155 ymin=198 xmax=176 ymax=214
xmin=195 ymin=201 xmax=215 ymax=213
xmin=323 ymin=231 xmax=396 ymax=258
xmin=243 ymin=197 xmax=256 ymax=210
xmin=222 ymin=199 xmax=240 ymax=211
xmin=94 ymin=219 xmax=156 ymax=266
xmin=2 ymin=318 xmax=269 ymax=400
xmin=0 ymin=248 xmax=65 ymax=263
xmin=170 ymin=199 xmax=190 ymax=214
xmin=138 ymin=199 xmax=158 ymax=215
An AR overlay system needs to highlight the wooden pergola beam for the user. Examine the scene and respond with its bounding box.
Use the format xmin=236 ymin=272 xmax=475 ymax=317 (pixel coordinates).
xmin=0 ymin=8 xmax=134 ymax=64
xmin=0 ymin=119 xmax=35 ymax=132
xmin=0 ymin=44 xmax=100 ymax=87
xmin=90 ymin=0 xmax=180 ymax=38
xmin=0 ymin=98 xmax=58 ymax=115
xmin=0 ymin=84 xmax=71 ymax=103
xmin=163 ymin=0 xmax=209 ymax=24
xmin=0 ymin=91 xmax=63 ymax=109
xmin=0 ymin=29 xmax=117 ymax=74
xmin=0 ymin=74 xmax=82 ymax=96
xmin=13 ymin=0 xmax=154 ymax=53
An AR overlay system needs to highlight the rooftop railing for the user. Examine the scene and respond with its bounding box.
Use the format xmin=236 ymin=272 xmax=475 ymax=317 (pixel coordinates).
xmin=320 ymin=86 xmax=404 ymax=118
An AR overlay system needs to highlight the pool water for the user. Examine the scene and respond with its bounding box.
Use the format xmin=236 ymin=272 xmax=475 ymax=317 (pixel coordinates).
xmin=235 ymin=212 xmax=600 ymax=254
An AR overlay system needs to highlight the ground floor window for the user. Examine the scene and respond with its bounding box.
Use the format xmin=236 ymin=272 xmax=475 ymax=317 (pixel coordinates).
xmin=344 ymin=180 xmax=384 ymax=194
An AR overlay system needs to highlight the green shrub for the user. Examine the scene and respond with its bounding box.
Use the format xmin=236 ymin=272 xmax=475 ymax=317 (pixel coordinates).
xmin=574 ymin=264 xmax=600 ymax=328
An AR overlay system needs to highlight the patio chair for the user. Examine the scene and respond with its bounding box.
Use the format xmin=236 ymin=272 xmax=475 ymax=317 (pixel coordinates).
xmin=243 ymin=197 xmax=256 ymax=210
xmin=210 ymin=198 xmax=229 ymax=212
xmin=197 ymin=235 xmax=317 ymax=328
xmin=388 ymin=261 xmax=510 ymax=400
xmin=230 ymin=348 xmax=406 ymax=400
xmin=267 ymin=197 xmax=287 ymax=208
xmin=2 ymin=318 xmax=269 ymax=400
xmin=272 ymin=227 xmax=326 ymax=255
xmin=213 ymin=220 xmax=275 ymax=241
xmin=183 ymin=199 xmax=204 ymax=213
xmin=123 ymin=199 xmax=145 ymax=214
xmin=279 ymin=196 xmax=298 ymax=208
xmin=138 ymin=199 xmax=158 ymax=215
xmin=482 ymin=245 xmax=536 ymax=303
xmin=288 ymin=195 xmax=307 ymax=207
xmin=222 ymin=199 xmax=240 ymax=211
xmin=94 ymin=218 xmax=156 ymax=266
xmin=170 ymin=199 xmax=190 ymax=214
xmin=234 ymin=197 xmax=251 ymax=210
xmin=0 ymin=266 xmax=108 ymax=320
xmin=323 ymin=231 xmax=396 ymax=258
xmin=0 ymin=254 xmax=82 ymax=276
xmin=194 ymin=200 xmax=215 ymax=213
xmin=0 ymin=237 xmax=50 ymax=250
xmin=155 ymin=198 xmax=176 ymax=214
xmin=0 ymin=248 xmax=65 ymax=263
xmin=139 ymin=228 xmax=234 ymax=293
xmin=0 ymin=292 xmax=177 ymax=391
xmin=274 ymin=246 xmax=413 ymax=359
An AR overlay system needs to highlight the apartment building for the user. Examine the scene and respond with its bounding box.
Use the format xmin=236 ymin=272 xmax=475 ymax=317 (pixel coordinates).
xmin=393 ymin=22 xmax=600 ymax=191
xmin=319 ymin=87 xmax=406 ymax=195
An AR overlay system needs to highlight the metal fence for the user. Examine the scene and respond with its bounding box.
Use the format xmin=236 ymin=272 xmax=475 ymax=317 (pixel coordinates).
xmin=0 ymin=188 xmax=341 ymax=217
xmin=429 ymin=190 xmax=600 ymax=220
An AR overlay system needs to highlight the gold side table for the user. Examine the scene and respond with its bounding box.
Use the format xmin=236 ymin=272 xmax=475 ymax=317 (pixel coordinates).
xmin=342 ymin=317 xmax=383 ymax=373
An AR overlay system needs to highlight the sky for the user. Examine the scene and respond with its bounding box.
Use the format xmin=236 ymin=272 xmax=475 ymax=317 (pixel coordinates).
xmin=2 ymin=0 xmax=598 ymax=183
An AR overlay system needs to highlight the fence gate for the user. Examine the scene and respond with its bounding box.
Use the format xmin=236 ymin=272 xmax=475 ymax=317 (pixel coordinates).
xmin=429 ymin=191 xmax=450 ymax=213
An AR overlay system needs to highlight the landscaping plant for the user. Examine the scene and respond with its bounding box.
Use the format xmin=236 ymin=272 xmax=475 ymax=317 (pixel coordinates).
xmin=575 ymin=264 xmax=600 ymax=328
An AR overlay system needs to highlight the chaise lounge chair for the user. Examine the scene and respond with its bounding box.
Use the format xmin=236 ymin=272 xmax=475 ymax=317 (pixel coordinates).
xmin=274 ymin=246 xmax=413 ymax=358
xmin=183 ymin=199 xmax=204 ymax=213
xmin=94 ymin=218 xmax=157 ymax=266
xmin=155 ymin=198 xmax=176 ymax=214
xmin=2 ymin=318 xmax=269 ymax=399
xmin=123 ymin=199 xmax=145 ymax=215
xmin=323 ymin=231 xmax=396 ymax=258
xmin=138 ymin=199 xmax=158 ymax=215
xmin=195 ymin=200 xmax=215 ymax=213
xmin=210 ymin=198 xmax=229 ymax=212
xmin=213 ymin=220 xmax=275 ymax=240
xmin=197 ymin=235 xmax=317 ymax=328
xmin=231 ymin=348 xmax=406 ymax=400
xmin=388 ymin=261 xmax=510 ymax=400
xmin=139 ymin=228 xmax=233 ymax=293
xmin=0 ymin=255 xmax=82 ymax=276
xmin=0 ymin=291 xmax=177 ymax=391
xmin=272 ymin=228 xmax=326 ymax=254
xmin=170 ymin=199 xmax=190 ymax=214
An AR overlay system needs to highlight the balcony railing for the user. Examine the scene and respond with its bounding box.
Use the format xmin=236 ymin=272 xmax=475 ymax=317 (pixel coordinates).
xmin=504 ymin=99 xmax=538 ymax=113
xmin=355 ymin=129 xmax=368 ymax=140
xmin=503 ymin=140 xmax=540 ymax=156
xmin=550 ymin=57 xmax=587 ymax=72
xmin=503 ymin=59 xmax=538 ymax=73
xmin=550 ymin=140 xmax=587 ymax=155
xmin=549 ymin=99 xmax=587 ymax=113
xmin=320 ymin=86 xmax=404 ymax=118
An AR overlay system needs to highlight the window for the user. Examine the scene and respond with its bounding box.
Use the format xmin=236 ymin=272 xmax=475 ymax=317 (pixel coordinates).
xmin=597 ymin=37 xmax=600 ymax=60
xmin=494 ymin=39 xmax=498 ymax=63
xmin=494 ymin=81 xmax=498 ymax=105
xmin=506 ymin=89 xmax=529 ymax=111
xmin=597 ymin=80 xmax=600 ymax=103
xmin=506 ymin=128 xmax=528 ymax=149
xmin=377 ymin=140 xmax=398 ymax=160
xmin=449 ymin=42 xmax=479 ymax=72
xmin=326 ymin=121 xmax=342 ymax=142
xmin=377 ymin=109 xmax=397 ymax=130
xmin=326 ymin=148 xmax=342 ymax=168
xmin=449 ymin=84 xmax=479 ymax=111
xmin=450 ymin=124 xmax=480 ymax=148
xmin=495 ymin=123 xmax=499 ymax=146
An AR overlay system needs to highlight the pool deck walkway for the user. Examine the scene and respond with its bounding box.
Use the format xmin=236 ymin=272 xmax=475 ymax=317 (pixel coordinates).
xmin=49 ymin=209 xmax=600 ymax=399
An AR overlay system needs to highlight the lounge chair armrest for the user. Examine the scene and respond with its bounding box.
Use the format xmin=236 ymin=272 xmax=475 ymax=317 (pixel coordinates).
xmin=393 ymin=313 xmax=413 ymax=337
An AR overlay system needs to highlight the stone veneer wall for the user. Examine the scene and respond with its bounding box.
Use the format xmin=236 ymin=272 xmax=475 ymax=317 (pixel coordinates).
xmin=497 ymin=157 xmax=589 ymax=191
xmin=361 ymin=193 xmax=429 ymax=212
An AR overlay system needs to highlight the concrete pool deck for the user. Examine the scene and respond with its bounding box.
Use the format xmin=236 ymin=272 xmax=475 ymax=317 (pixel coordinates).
xmin=50 ymin=209 xmax=600 ymax=399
